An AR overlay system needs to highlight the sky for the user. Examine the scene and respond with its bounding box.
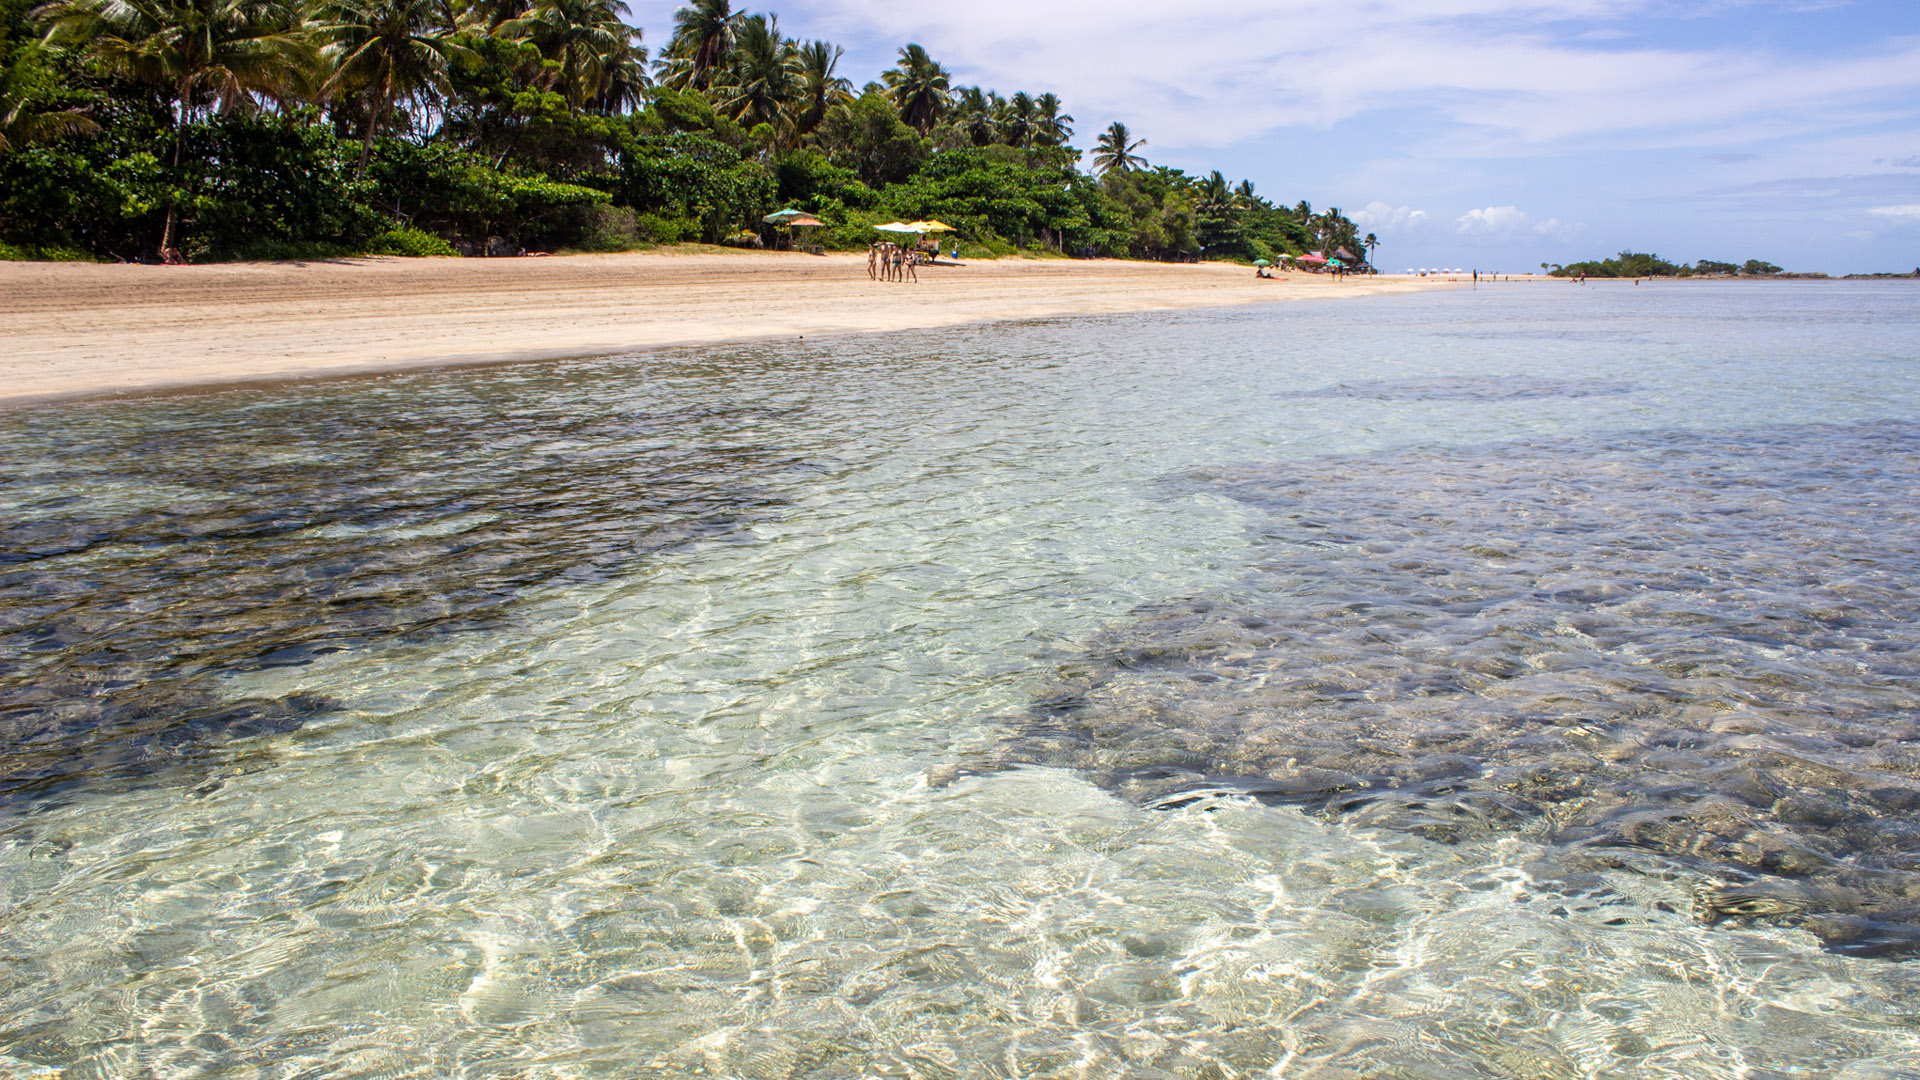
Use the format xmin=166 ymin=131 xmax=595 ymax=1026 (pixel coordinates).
xmin=626 ymin=1 xmax=1920 ymax=274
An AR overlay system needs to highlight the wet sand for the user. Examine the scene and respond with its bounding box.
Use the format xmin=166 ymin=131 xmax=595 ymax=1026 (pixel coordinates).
xmin=0 ymin=250 xmax=1455 ymax=406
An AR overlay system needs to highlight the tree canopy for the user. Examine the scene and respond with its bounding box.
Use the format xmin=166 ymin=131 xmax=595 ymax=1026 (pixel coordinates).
xmin=1 ymin=0 xmax=1367 ymax=265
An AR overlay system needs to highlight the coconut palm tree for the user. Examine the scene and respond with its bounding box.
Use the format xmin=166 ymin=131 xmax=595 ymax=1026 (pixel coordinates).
xmin=1363 ymin=232 xmax=1378 ymax=266
xmin=318 ymin=0 xmax=468 ymax=175
xmin=498 ymin=0 xmax=633 ymax=114
xmin=1033 ymin=91 xmax=1070 ymax=146
xmin=1091 ymin=120 xmax=1145 ymax=175
xmin=998 ymin=90 xmax=1039 ymax=148
xmin=37 ymin=0 xmax=313 ymax=254
xmin=1195 ymin=170 xmax=1233 ymax=215
xmin=945 ymin=84 xmax=994 ymax=146
xmin=659 ymin=0 xmax=737 ymax=90
xmin=709 ymin=11 xmax=796 ymax=133
xmin=451 ymin=0 xmax=525 ymax=30
xmin=791 ymin=37 xmax=846 ymax=134
xmin=0 ymin=44 xmax=99 ymax=154
xmin=880 ymin=42 xmax=947 ymax=134
xmin=588 ymin=27 xmax=647 ymax=114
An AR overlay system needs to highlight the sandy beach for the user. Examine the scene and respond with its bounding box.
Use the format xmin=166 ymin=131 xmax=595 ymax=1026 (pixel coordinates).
xmin=0 ymin=250 xmax=1454 ymax=407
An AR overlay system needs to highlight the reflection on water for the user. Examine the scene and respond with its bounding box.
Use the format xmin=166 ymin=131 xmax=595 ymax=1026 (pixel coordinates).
xmin=2 ymin=282 xmax=1919 ymax=1078
xmin=1007 ymin=420 xmax=1920 ymax=956
xmin=1279 ymin=375 xmax=1638 ymax=401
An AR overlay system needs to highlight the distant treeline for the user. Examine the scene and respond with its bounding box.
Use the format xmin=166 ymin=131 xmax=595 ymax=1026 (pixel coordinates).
xmin=1547 ymin=252 xmax=1791 ymax=278
xmin=0 ymin=0 xmax=1372 ymax=264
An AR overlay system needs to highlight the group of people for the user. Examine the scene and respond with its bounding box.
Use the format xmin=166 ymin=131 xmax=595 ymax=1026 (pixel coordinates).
xmin=868 ymin=242 xmax=918 ymax=283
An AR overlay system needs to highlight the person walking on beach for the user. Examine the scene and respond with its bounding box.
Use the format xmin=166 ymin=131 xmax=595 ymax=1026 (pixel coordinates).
xmin=868 ymin=243 xmax=879 ymax=280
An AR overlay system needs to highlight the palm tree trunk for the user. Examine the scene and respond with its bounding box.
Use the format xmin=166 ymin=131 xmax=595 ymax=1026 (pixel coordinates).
xmin=159 ymin=87 xmax=189 ymax=261
xmin=356 ymin=66 xmax=392 ymax=181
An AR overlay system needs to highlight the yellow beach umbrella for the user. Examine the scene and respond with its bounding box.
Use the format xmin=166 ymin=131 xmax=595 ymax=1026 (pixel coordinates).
xmin=910 ymin=221 xmax=956 ymax=233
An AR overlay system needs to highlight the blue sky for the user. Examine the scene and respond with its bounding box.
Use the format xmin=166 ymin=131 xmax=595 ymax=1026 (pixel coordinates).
xmin=626 ymin=1 xmax=1920 ymax=273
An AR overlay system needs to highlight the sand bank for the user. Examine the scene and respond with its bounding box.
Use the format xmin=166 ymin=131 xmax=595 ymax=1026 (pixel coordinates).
xmin=0 ymin=250 xmax=1453 ymax=407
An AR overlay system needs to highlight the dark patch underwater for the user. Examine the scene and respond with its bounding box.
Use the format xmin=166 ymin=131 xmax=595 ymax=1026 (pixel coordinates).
xmin=0 ymin=387 xmax=804 ymax=805
xmin=1002 ymin=419 xmax=1920 ymax=956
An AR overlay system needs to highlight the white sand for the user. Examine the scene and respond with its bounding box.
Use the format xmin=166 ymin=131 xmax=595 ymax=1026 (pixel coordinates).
xmin=0 ymin=250 xmax=1457 ymax=406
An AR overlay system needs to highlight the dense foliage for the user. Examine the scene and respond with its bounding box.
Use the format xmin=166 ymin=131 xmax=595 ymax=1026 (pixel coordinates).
xmin=0 ymin=0 xmax=1366 ymax=263
xmin=1548 ymin=252 xmax=1789 ymax=278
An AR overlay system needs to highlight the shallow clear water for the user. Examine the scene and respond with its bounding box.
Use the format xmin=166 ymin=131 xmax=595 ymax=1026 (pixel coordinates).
xmin=2 ymin=281 xmax=1918 ymax=1078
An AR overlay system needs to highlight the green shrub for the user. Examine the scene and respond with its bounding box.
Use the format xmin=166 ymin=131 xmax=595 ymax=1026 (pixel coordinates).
xmin=632 ymin=212 xmax=688 ymax=243
xmin=0 ymin=239 xmax=100 ymax=261
xmin=564 ymin=205 xmax=641 ymax=252
xmin=956 ymin=234 xmax=1017 ymax=259
xmin=209 ymin=239 xmax=355 ymax=262
xmin=364 ymin=227 xmax=458 ymax=257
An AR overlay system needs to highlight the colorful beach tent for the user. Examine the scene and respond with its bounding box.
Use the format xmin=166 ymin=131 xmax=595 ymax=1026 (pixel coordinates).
xmin=1298 ymin=252 xmax=1328 ymax=265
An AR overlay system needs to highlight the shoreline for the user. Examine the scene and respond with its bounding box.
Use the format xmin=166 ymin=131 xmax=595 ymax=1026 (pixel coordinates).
xmin=1 ymin=250 xmax=1455 ymax=409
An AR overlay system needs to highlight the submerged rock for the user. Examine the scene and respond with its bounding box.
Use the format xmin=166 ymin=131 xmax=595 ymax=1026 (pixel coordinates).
xmin=1003 ymin=420 xmax=1920 ymax=955
xmin=0 ymin=387 xmax=803 ymax=805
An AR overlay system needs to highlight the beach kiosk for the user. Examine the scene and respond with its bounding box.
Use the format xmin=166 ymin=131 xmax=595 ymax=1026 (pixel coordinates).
xmin=907 ymin=220 xmax=956 ymax=260
xmin=764 ymin=208 xmax=825 ymax=253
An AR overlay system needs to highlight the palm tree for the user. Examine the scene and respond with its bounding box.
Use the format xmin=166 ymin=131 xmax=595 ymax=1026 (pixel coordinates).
xmin=451 ymin=0 xmax=525 ymax=30
xmin=660 ymin=0 xmax=737 ymax=90
xmin=319 ymin=0 xmax=468 ymax=175
xmin=1195 ymin=170 xmax=1232 ymax=215
xmin=880 ymin=42 xmax=948 ymax=134
xmin=498 ymin=0 xmax=633 ymax=114
xmin=1363 ymin=232 xmax=1378 ymax=266
xmin=999 ymin=90 xmax=1038 ymax=148
xmin=709 ymin=11 xmax=796 ymax=134
xmin=1091 ymin=120 xmax=1145 ymax=175
xmin=38 ymin=0 xmax=313 ymax=254
xmin=791 ymin=37 xmax=846 ymax=134
xmin=947 ymin=85 xmax=996 ymax=146
xmin=0 ymin=44 xmax=99 ymax=154
xmin=1033 ymin=91 xmax=1070 ymax=146
xmin=588 ymin=26 xmax=647 ymax=114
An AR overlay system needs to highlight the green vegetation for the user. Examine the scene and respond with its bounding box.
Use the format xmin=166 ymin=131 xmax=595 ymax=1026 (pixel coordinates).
xmin=0 ymin=0 xmax=1367 ymax=263
xmin=1548 ymin=252 xmax=1795 ymax=278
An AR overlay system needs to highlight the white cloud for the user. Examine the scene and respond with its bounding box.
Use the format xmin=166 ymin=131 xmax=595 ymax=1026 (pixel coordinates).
xmin=1350 ymin=202 xmax=1430 ymax=234
xmin=746 ymin=0 xmax=1920 ymax=157
xmin=1454 ymin=206 xmax=1582 ymax=243
xmin=1868 ymin=205 xmax=1920 ymax=221
xmin=1456 ymin=205 xmax=1532 ymax=235
xmin=1533 ymin=217 xmax=1581 ymax=242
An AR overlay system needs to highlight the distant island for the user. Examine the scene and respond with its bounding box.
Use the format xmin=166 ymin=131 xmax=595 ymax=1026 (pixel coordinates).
xmin=1546 ymin=251 xmax=1917 ymax=280
xmin=0 ymin=0 xmax=1374 ymax=266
